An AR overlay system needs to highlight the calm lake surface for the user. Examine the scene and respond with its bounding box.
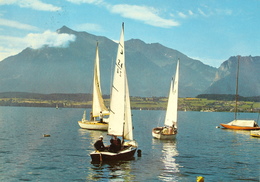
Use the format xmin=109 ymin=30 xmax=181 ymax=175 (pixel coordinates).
xmin=0 ymin=106 xmax=259 ymax=181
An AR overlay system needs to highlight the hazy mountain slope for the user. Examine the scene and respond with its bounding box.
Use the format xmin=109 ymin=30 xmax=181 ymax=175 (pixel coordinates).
xmin=204 ymin=56 xmax=260 ymax=97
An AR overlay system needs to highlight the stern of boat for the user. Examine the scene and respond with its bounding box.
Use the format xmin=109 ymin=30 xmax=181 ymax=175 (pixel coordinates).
xmin=90 ymin=146 xmax=137 ymax=162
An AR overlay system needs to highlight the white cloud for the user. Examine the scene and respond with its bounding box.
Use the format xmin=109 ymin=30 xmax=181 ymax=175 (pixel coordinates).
xmin=73 ymin=23 xmax=103 ymax=32
xmin=0 ymin=46 xmax=21 ymax=61
xmin=0 ymin=31 xmax=76 ymax=61
xmin=26 ymin=30 xmax=76 ymax=49
xmin=0 ymin=18 xmax=39 ymax=31
xmin=198 ymin=8 xmax=207 ymax=17
xmin=66 ymin=0 xmax=103 ymax=5
xmin=0 ymin=0 xmax=61 ymax=11
xmin=188 ymin=10 xmax=194 ymax=16
xmin=66 ymin=0 xmax=178 ymax=28
xmin=110 ymin=4 xmax=179 ymax=28
xmin=196 ymin=6 xmax=232 ymax=17
xmin=0 ymin=35 xmax=26 ymax=61
xmin=178 ymin=12 xmax=187 ymax=18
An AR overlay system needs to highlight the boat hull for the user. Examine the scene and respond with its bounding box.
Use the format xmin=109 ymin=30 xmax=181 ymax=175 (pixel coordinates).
xmin=250 ymin=134 xmax=260 ymax=138
xmin=220 ymin=124 xmax=260 ymax=130
xmin=90 ymin=146 xmax=137 ymax=162
xmin=250 ymin=130 xmax=260 ymax=138
xmin=78 ymin=120 xmax=108 ymax=131
xmin=152 ymin=127 xmax=177 ymax=140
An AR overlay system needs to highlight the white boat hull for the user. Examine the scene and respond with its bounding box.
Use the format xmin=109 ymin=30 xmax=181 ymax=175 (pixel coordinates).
xmin=152 ymin=127 xmax=177 ymax=140
xmin=250 ymin=130 xmax=260 ymax=137
xmin=78 ymin=120 xmax=108 ymax=131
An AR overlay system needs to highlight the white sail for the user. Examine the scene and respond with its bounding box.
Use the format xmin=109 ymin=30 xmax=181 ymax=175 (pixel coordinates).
xmin=90 ymin=24 xmax=137 ymax=162
xmin=92 ymin=43 xmax=109 ymax=117
xmin=124 ymin=74 xmax=133 ymax=140
xmin=108 ymin=23 xmax=133 ymax=140
xmin=164 ymin=60 xmax=179 ymax=128
xmin=108 ymin=23 xmax=126 ymax=136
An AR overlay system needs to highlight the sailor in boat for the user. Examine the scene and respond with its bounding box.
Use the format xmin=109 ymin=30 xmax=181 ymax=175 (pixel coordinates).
xmin=109 ymin=135 xmax=122 ymax=153
xmin=90 ymin=111 xmax=94 ymax=121
xmin=99 ymin=111 xmax=103 ymax=123
xmin=162 ymin=123 xmax=177 ymax=134
xmin=94 ymin=135 xmax=106 ymax=151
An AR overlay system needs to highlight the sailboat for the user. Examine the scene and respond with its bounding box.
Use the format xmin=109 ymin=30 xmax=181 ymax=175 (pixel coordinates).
xmin=78 ymin=43 xmax=109 ymax=131
xmin=152 ymin=60 xmax=179 ymax=140
xmin=90 ymin=23 xmax=138 ymax=162
xmin=250 ymin=130 xmax=260 ymax=137
xmin=220 ymin=56 xmax=260 ymax=130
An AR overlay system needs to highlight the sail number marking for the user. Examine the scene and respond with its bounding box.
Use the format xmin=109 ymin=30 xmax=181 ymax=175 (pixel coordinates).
xmin=116 ymin=52 xmax=123 ymax=77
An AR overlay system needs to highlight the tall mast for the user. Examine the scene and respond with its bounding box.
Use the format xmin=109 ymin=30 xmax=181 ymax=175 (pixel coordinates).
xmin=234 ymin=56 xmax=240 ymax=120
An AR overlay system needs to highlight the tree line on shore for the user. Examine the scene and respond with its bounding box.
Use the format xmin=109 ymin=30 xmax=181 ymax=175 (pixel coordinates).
xmin=0 ymin=92 xmax=259 ymax=113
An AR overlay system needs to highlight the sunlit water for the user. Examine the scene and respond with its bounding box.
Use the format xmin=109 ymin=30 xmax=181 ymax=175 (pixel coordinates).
xmin=0 ymin=106 xmax=259 ymax=181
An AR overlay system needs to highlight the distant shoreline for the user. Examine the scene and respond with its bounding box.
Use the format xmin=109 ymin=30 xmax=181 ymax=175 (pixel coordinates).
xmin=0 ymin=95 xmax=259 ymax=113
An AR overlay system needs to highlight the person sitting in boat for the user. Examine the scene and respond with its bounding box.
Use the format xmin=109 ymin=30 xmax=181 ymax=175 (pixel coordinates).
xmin=162 ymin=127 xmax=168 ymax=134
xmin=109 ymin=135 xmax=121 ymax=153
xmin=94 ymin=135 xmax=106 ymax=151
xmin=162 ymin=126 xmax=177 ymax=134
xmin=90 ymin=111 xmax=94 ymax=121
xmin=172 ymin=123 xmax=177 ymax=133
xmin=99 ymin=111 xmax=103 ymax=123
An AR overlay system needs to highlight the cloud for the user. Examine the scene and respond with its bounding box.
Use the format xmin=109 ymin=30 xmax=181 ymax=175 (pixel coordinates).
xmin=0 ymin=18 xmax=39 ymax=31
xmin=26 ymin=30 xmax=76 ymax=49
xmin=0 ymin=31 xmax=76 ymax=61
xmin=0 ymin=0 xmax=61 ymax=11
xmin=188 ymin=10 xmax=194 ymax=16
xmin=73 ymin=23 xmax=103 ymax=32
xmin=0 ymin=35 xmax=26 ymax=61
xmin=197 ymin=6 xmax=232 ymax=17
xmin=173 ymin=7 xmax=231 ymax=20
xmin=0 ymin=46 xmax=21 ymax=61
xmin=198 ymin=8 xmax=207 ymax=17
xmin=178 ymin=12 xmax=187 ymax=18
xmin=66 ymin=0 xmax=103 ymax=5
xmin=110 ymin=4 xmax=179 ymax=28
xmin=66 ymin=0 xmax=178 ymax=28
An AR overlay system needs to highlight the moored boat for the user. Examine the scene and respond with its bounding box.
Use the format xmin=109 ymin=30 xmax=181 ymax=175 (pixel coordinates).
xmin=250 ymin=130 xmax=260 ymax=137
xmin=78 ymin=43 xmax=109 ymax=130
xmin=220 ymin=56 xmax=259 ymax=130
xmin=220 ymin=120 xmax=260 ymax=130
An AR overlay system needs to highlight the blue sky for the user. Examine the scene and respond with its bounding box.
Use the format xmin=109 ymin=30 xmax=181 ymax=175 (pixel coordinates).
xmin=0 ymin=0 xmax=259 ymax=67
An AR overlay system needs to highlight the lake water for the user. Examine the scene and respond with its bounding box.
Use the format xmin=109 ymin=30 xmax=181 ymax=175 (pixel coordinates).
xmin=0 ymin=106 xmax=259 ymax=181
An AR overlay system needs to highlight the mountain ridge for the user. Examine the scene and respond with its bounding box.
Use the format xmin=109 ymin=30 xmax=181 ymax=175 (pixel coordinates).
xmin=205 ymin=56 xmax=260 ymax=97
xmin=0 ymin=26 xmax=259 ymax=97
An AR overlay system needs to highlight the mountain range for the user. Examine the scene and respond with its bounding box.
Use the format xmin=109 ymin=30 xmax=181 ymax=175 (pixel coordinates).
xmin=0 ymin=26 xmax=259 ymax=97
xmin=205 ymin=56 xmax=260 ymax=97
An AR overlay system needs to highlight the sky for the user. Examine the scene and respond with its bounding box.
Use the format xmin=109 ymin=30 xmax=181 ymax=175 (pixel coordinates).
xmin=0 ymin=0 xmax=259 ymax=68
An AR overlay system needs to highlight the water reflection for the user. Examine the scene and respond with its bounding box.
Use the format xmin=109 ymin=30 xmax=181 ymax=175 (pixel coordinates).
xmin=222 ymin=128 xmax=251 ymax=136
xmin=78 ymin=129 xmax=108 ymax=144
xmin=87 ymin=160 xmax=135 ymax=181
xmin=153 ymin=139 xmax=180 ymax=181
